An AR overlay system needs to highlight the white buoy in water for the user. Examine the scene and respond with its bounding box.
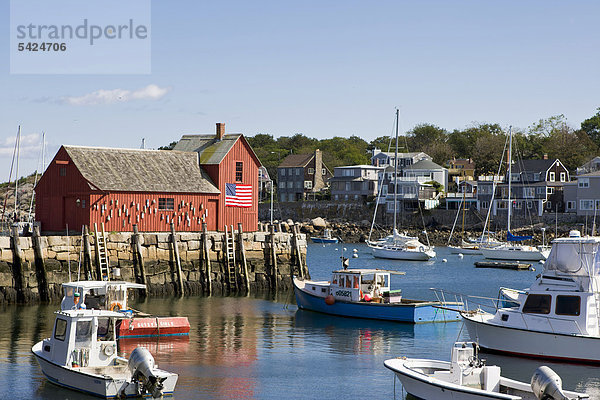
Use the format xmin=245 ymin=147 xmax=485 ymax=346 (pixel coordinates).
xmin=352 ymin=254 xmax=358 ymax=258
xmin=334 ymin=248 xmax=338 ymax=251
xmin=343 ymin=248 xmax=347 ymax=251
xmin=458 ymin=253 xmax=464 ymax=259
xmin=530 ymin=267 xmax=536 ymax=271
xmin=353 ymin=248 xmax=358 ymax=253
xmin=539 ymin=260 xmax=545 ymax=265
xmin=442 ymin=258 xmax=448 ymax=263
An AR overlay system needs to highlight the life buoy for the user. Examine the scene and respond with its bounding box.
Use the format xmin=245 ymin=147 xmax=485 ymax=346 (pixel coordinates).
xmin=110 ymin=302 xmax=122 ymax=312
xmin=103 ymin=344 xmax=115 ymax=356
xmin=419 ymin=246 xmax=425 ymax=252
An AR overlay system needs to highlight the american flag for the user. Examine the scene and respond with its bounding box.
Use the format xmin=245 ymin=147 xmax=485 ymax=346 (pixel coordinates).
xmin=225 ymin=183 xmax=252 ymax=207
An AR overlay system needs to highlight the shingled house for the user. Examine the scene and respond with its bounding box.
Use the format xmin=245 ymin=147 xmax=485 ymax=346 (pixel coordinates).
xmin=172 ymin=123 xmax=261 ymax=231
xmin=35 ymin=146 xmax=220 ymax=232
xmin=277 ymin=149 xmax=332 ymax=202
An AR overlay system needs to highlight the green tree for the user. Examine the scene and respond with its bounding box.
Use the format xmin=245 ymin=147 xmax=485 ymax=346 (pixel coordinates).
xmin=448 ymin=123 xmax=502 ymax=159
xmin=405 ymin=123 xmax=448 ymax=151
xmin=472 ymin=133 xmax=507 ymax=175
xmin=581 ymin=107 xmax=600 ymax=148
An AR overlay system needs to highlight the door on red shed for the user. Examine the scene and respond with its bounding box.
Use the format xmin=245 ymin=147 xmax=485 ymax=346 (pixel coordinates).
xmin=206 ymin=199 xmax=218 ymax=231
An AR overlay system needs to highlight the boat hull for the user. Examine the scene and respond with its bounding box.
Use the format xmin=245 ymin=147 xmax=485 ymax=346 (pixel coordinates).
xmin=117 ymin=317 xmax=190 ymax=338
xmin=462 ymin=312 xmax=600 ymax=364
xmin=384 ymin=359 xmax=523 ymax=400
xmin=480 ymin=247 xmax=545 ymax=261
xmin=310 ymin=237 xmax=339 ymax=243
xmin=448 ymin=246 xmax=482 ymax=255
xmin=371 ymin=246 xmax=435 ymax=260
xmin=294 ymin=281 xmax=460 ymax=323
xmin=32 ymin=342 xmax=177 ymax=398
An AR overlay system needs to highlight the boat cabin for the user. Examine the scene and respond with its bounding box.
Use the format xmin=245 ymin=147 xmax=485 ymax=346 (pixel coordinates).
xmin=61 ymin=281 xmax=146 ymax=312
xmin=41 ymin=310 xmax=125 ymax=368
xmin=303 ymin=269 xmax=404 ymax=303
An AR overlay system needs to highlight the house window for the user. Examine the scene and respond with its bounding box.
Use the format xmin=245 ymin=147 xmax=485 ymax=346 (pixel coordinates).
xmin=59 ymin=167 xmax=66 ymax=177
xmin=158 ymin=198 xmax=175 ymax=210
xmin=296 ymin=181 xmax=302 ymax=188
xmin=523 ymin=187 xmax=535 ymax=198
xmin=236 ymin=162 xmax=243 ymax=182
xmin=279 ymin=181 xmax=285 ymax=189
xmin=567 ymin=201 xmax=575 ymax=210
xmin=480 ymin=201 xmax=489 ymax=209
xmin=536 ymin=187 xmax=545 ymax=194
xmin=546 ymin=187 xmax=554 ymax=195
xmin=523 ymin=294 xmax=551 ymax=314
xmin=382 ymin=185 xmax=388 ymax=196
xmin=549 ymin=172 xmax=555 ymax=182
xmin=296 ymin=168 xmax=301 ymax=176
xmin=579 ymin=178 xmax=590 ymax=188
xmin=527 ymin=201 xmax=533 ymax=209
xmin=287 ymin=181 xmax=293 ymax=188
xmin=555 ymin=295 xmax=581 ymax=316
xmin=560 ymin=172 xmax=566 ymax=182
xmin=580 ymin=200 xmax=594 ymax=211
xmin=513 ymin=201 xmax=522 ymax=209
xmin=322 ymin=168 xmax=326 ymax=175
xmin=345 ymin=182 xmax=351 ymax=191
xmin=304 ymin=181 xmax=312 ymax=189
xmin=280 ymin=169 xmax=286 ymax=176
xmin=81 ymin=200 xmax=86 ymax=209
xmin=308 ymin=168 xmax=314 ymax=175
xmin=497 ymin=200 xmax=507 ymax=209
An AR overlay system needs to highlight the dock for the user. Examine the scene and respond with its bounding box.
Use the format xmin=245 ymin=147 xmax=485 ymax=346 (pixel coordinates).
xmin=474 ymin=261 xmax=532 ymax=270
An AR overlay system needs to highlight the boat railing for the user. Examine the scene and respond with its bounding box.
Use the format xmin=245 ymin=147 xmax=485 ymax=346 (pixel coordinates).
xmin=430 ymin=288 xmax=503 ymax=313
xmin=517 ymin=311 xmax=587 ymax=336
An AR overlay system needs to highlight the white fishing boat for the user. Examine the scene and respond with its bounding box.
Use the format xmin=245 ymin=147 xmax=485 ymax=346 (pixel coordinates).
xmin=384 ymin=341 xmax=588 ymax=400
xmin=482 ymin=127 xmax=548 ymax=262
xmin=462 ymin=230 xmax=600 ymax=363
xmin=61 ymin=281 xmax=191 ymax=338
xmin=367 ymin=109 xmax=435 ymax=261
xmin=32 ymin=309 xmax=178 ymax=398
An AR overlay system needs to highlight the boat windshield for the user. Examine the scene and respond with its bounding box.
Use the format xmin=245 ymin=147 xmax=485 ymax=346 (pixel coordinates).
xmin=75 ymin=320 xmax=93 ymax=344
xmin=544 ymin=241 xmax=600 ymax=276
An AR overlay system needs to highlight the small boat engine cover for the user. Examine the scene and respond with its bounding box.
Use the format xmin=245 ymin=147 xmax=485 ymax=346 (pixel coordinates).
xmin=531 ymin=366 xmax=570 ymax=400
xmin=128 ymin=347 xmax=166 ymax=398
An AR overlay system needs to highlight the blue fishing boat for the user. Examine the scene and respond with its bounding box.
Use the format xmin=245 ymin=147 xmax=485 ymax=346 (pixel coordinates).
xmin=293 ymin=268 xmax=462 ymax=323
xmin=310 ymin=228 xmax=339 ymax=243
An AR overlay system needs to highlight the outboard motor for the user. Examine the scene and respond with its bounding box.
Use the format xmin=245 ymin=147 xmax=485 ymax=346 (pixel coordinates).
xmin=128 ymin=347 xmax=167 ymax=398
xmin=531 ymin=366 xmax=571 ymax=400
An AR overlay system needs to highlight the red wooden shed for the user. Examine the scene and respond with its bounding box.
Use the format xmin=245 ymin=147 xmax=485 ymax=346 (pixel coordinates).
xmin=35 ymin=146 xmax=221 ymax=232
xmin=173 ymin=123 xmax=261 ymax=232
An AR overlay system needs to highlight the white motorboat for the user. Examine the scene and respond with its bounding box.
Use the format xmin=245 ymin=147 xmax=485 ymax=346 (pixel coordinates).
xmin=32 ymin=309 xmax=178 ymax=398
xmin=462 ymin=230 xmax=600 ymax=363
xmin=384 ymin=341 xmax=588 ymax=400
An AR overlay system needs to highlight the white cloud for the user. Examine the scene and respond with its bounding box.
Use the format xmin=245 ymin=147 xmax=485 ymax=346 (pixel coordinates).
xmin=0 ymin=133 xmax=43 ymax=159
xmin=62 ymin=84 xmax=170 ymax=106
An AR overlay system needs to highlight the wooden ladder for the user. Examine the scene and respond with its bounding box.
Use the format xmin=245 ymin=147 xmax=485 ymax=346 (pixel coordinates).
xmin=224 ymin=225 xmax=237 ymax=291
xmin=94 ymin=223 xmax=110 ymax=281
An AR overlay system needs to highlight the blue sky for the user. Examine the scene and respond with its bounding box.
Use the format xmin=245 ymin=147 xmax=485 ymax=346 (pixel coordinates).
xmin=1 ymin=0 xmax=599 ymax=177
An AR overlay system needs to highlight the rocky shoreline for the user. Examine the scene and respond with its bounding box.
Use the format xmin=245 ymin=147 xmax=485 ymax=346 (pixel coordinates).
xmin=278 ymin=217 xmax=581 ymax=246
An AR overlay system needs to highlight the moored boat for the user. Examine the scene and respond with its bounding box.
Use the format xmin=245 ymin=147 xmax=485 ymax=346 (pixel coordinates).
xmin=61 ymin=281 xmax=190 ymax=338
xmin=462 ymin=230 xmax=600 ymax=363
xmin=32 ymin=309 xmax=178 ymax=398
xmin=384 ymin=341 xmax=589 ymax=400
xmin=310 ymin=228 xmax=339 ymax=243
xmin=293 ymin=268 xmax=462 ymax=323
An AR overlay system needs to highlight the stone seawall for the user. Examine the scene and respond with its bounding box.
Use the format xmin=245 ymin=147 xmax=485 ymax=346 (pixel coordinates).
xmin=0 ymin=228 xmax=307 ymax=304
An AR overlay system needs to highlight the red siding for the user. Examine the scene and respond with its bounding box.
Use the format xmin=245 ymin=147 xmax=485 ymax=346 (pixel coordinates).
xmin=203 ymin=137 xmax=260 ymax=232
xmin=89 ymin=192 xmax=219 ymax=232
xmin=35 ymin=147 xmax=92 ymax=231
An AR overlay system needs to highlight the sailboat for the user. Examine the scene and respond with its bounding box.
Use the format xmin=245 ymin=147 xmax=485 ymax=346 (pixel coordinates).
xmin=447 ymin=177 xmax=485 ymax=255
xmin=481 ymin=127 xmax=549 ymax=261
xmin=367 ymin=109 xmax=435 ymax=261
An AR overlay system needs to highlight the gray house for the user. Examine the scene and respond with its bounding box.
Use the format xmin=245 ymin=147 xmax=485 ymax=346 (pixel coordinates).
xmin=330 ymin=165 xmax=385 ymax=202
xmin=371 ymin=149 xmax=431 ymax=168
xmin=564 ymin=171 xmax=600 ymax=216
xmin=277 ymin=149 xmax=332 ymax=202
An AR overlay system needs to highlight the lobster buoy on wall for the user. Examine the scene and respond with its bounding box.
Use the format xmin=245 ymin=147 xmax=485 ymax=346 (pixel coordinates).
xmin=363 ymin=294 xmax=372 ymax=302
xmin=325 ymin=295 xmax=335 ymax=305
xmin=110 ymin=302 xmax=122 ymax=312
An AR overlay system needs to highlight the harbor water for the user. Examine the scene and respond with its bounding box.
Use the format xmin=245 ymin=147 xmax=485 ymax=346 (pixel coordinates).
xmin=1 ymin=243 xmax=599 ymax=399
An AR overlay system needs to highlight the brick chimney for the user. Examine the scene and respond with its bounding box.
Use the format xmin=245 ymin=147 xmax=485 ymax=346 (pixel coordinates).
xmin=543 ymin=153 xmax=548 ymax=160
xmin=314 ymin=149 xmax=324 ymax=191
xmin=216 ymin=123 xmax=225 ymax=140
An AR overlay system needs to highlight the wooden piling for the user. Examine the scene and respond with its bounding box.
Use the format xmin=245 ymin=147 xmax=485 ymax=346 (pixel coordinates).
xmin=202 ymin=223 xmax=212 ymax=295
xmin=237 ymin=223 xmax=250 ymax=294
xmin=170 ymin=222 xmax=185 ymax=296
xmin=32 ymin=225 xmax=50 ymax=302
xmin=10 ymin=226 xmax=25 ymax=303
xmin=132 ymin=225 xmax=147 ymax=294
xmin=83 ymin=226 xmax=94 ymax=280
xmin=292 ymin=223 xmax=304 ymax=279
xmin=269 ymin=224 xmax=278 ymax=291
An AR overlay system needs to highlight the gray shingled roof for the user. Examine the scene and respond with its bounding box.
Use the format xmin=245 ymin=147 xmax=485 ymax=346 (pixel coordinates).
xmin=279 ymin=153 xmax=313 ymax=168
xmin=410 ymin=159 xmax=444 ymax=170
xmin=512 ymin=159 xmax=556 ymax=174
xmin=63 ymin=145 xmax=220 ymax=193
xmin=173 ymin=134 xmax=240 ymax=164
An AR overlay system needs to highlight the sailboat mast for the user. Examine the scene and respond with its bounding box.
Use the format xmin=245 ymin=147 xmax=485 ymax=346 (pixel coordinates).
xmin=507 ymin=126 xmax=512 ymax=234
xmin=394 ymin=108 xmax=399 ymax=234
xmin=15 ymin=126 xmax=21 ymax=222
